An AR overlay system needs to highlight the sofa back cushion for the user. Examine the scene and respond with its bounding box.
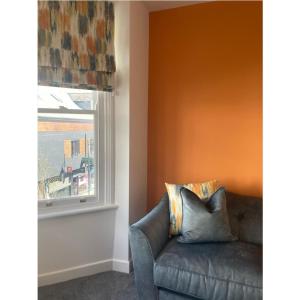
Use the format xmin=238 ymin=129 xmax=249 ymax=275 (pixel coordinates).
xmin=226 ymin=192 xmax=262 ymax=245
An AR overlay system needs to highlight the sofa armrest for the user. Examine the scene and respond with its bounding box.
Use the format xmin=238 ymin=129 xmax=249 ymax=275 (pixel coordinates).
xmin=129 ymin=193 xmax=170 ymax=300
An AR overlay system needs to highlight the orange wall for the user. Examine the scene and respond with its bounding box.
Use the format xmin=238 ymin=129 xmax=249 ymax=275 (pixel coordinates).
xmin=148 ymin=1 xmax=262 ymax=208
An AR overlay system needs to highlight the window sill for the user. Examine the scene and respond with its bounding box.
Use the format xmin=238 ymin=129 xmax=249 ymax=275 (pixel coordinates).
xmin=38 ymin=202 xmax=119 ymax=220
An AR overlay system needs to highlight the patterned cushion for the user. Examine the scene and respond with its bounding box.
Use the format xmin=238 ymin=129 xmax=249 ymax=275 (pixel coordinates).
xmin=165 ymin=180 xmax=220 ymax=235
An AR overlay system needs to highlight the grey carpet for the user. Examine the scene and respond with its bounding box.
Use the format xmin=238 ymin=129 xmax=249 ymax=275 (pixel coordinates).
xmin=38 ymin=271 xmax=138 ymax=300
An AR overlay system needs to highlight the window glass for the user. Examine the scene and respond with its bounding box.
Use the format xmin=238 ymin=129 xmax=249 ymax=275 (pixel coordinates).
xmin=38 ymin=86 xmax=97 ymax=201
xmin=38 ymin=85 xmax=98 ymax=110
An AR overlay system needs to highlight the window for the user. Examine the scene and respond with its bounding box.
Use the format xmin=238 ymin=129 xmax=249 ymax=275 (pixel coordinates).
xmin=38 ymin=86 xmax=114 ymax=214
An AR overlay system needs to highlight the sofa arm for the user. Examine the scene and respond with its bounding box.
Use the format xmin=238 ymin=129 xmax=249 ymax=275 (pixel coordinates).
xmin=129 ymin=193 xmax=170 ymax=300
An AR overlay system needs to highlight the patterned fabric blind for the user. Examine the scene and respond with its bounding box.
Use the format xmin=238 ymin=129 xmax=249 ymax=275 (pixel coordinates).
xmin=38 ymin=1 xmax=116 ymax=91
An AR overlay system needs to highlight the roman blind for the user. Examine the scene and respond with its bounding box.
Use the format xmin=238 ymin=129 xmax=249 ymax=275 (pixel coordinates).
xmin=38 ymin=1 xmax=115 ymax=91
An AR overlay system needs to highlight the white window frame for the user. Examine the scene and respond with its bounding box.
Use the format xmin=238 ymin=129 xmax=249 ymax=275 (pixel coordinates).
xmin=38 ymin=90 xmax=116 ymax=219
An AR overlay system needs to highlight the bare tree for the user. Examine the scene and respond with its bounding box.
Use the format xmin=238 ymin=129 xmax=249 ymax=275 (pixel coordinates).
xmin=38 ymin=153 xmax=55 ymax=199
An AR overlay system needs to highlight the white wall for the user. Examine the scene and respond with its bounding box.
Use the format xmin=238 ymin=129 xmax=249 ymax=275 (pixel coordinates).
xmin=129 ymin=1 xmax=149 ymax=225
xmin=38 ymin=1 xmax=149 ymax=286
xmin=113 ymin=0 xmax=149 ymax=269
xmin=38 ymin=209 xmax=116 ymax=286
xmin=113 ymin=0 xmax=130 ymax=269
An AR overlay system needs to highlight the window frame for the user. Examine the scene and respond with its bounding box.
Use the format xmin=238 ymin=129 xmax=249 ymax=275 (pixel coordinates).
xmin=38 ymin=90 xmax=115 ymax=219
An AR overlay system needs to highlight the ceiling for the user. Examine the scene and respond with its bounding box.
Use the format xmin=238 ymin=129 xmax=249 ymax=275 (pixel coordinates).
xmin=143 ymin=1 xmax=214 ymax=12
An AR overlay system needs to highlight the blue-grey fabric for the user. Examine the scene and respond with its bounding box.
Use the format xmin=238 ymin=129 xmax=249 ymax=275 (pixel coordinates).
xmin=178 ymin=187 xmax=237 ymax=243
xmin=226 ymin=192 xmax=262 ymax=245
xmin=129 ymin=192 xmax=262 ymax=300
xmin=154 ymin=238 xmax=262 ymax=300
xmin=159 ymin=288 xmax=201 ymax=300
xmin=129 ymin=193 xmax=170 ymax=300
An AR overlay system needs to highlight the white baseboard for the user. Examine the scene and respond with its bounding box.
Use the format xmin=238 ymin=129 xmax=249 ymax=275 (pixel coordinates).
xmin=112 ymin=259 xmax=131 ymax=273
xmin=38 ymin=258 xmax=131 ymax=287
xmin=38 ymin=259 xmax=112 ymax=287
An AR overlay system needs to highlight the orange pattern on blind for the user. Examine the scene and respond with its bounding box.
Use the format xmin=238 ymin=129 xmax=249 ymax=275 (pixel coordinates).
xmin=38 ymin=1 xmax=115 ymax=91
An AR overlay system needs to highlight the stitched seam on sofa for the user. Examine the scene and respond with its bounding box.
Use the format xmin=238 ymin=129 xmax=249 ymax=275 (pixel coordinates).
xmin=155 ymin=263 xmax=262 ymax=290
xmin=159 ymin=286 xmax=206 ymax=300
xmin=155 ymin=279 xmax=261 ymax=300
xmin=156 ymin=276 xmax=262 ymax=300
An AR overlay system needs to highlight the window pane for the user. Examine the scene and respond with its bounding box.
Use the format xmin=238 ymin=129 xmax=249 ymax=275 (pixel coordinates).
xmin=38 ymin=112 xmax=96 ymax=200
xmin=38 ymin=85 xmax=98 ymax=110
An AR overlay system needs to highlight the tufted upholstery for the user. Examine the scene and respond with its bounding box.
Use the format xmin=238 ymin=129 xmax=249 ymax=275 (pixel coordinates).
xmin=226 ymin=192 xmax=262 ymax=245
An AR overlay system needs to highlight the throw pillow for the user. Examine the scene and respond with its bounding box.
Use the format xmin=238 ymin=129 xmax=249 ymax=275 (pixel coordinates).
xmin=177 ymin=187 xmax=237 ymax=243
xmin=165 ymin=180 xmax=220 ymax=235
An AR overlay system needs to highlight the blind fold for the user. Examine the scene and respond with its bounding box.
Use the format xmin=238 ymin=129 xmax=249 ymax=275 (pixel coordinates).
xmin=38 ymin=1 xmax=116 ymax=91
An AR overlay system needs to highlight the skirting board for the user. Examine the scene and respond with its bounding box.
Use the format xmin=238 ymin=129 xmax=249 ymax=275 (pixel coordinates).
xmin=38 ymin=259 xmax=131 ymax=287
xmin=112 ymin=259 xmax=132 ymax=273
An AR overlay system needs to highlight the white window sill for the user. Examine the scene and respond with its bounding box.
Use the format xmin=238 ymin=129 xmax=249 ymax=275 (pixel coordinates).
xmin=38 ymin=203 xmax=119 ymax=220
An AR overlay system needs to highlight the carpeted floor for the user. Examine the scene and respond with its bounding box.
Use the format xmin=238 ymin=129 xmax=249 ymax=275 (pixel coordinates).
xmin=38 ymin=271 xmax=138 ymax=300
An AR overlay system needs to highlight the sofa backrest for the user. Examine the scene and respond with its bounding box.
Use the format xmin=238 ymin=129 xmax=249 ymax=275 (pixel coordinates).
xmin=226 ymin=192 xmax=262 ymax=245
xmin=160 ymin=191 xmax=262 ymax=245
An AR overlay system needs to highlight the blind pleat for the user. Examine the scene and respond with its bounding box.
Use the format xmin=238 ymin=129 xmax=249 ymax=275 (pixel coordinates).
xmin=38 ymin=1 xmax=115 ymax=91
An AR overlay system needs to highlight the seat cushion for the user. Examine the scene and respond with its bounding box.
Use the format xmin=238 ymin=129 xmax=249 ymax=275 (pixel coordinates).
xmin=154 ymin=238 xmax=262 ymax=300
